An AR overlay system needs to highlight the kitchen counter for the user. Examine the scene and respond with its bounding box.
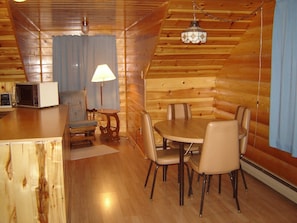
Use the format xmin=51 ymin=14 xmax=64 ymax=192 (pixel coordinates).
xmin=0 ymin=105 xmax=70 ymax=223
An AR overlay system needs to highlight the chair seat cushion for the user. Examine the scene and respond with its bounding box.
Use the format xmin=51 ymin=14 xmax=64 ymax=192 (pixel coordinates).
xmin=156 ymin=149 xmax=190 ymax=165
xmin=69 ymin=120 xmax=97 ymax=128
xmin=189 ymin=154 xmax=201 ymax=173
xmin=169 ymin=141 xmax=201 ymax=151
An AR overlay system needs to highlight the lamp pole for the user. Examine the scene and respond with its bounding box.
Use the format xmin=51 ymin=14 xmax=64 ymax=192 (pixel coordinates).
xmin=91 ymin=64 xmax=116 ymax=111
xmin=100 ymin=82 xmax=103 ymax=109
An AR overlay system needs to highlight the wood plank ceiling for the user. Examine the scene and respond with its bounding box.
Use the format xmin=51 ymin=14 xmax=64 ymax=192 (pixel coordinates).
xmin=152 ymin=0 xmax=266 ymax=78
xmin=0 ymin=0 xmax=268 ymax=81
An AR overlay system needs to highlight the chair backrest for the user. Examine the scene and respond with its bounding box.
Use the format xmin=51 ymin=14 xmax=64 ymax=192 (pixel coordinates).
xmin=235 ymin=106 xmax=246 ymax=126
xmin=167 ymin=103 xmax=192 ymax=120
xmin=59 ymin=90 xmax=88 ymax=122
xmin=199 ymin=120 xmax=240 ymax=175
xmin=141 ymin=111 xmax=157 ymax=162
xmin=240 ymin=108 xmax=251 ymax=155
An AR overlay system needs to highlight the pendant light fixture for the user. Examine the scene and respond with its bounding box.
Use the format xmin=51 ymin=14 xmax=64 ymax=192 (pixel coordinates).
xmin=81 ymin=17 xmax=89 ymax=34
xmin=181 ymin=0 xmax=207 ymax=44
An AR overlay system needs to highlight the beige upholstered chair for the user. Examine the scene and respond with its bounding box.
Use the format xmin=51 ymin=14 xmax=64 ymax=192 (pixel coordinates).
xmin=59 ymin=90 xmax=97 ymax=146
xmin=235 ymin=105 xmax=246 ymax=126
xmin=141 ymin=111 xmax=190 ymax=199
xmin=188 ymin=120 xmax=240 ymax=217
xmin=167 ymin=103 xmax=200 ymax=153
xmin=208 ymin=106 xmax=251 ymax=193
xmin=167 ymin=103 xmax=192 ymax=120
xmin=239 ymin=107 xmax=251 ymax=190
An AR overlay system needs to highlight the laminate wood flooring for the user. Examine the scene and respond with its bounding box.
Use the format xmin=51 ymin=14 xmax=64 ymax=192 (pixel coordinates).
xmin=68 ymin=137 xmax=297 ymax=223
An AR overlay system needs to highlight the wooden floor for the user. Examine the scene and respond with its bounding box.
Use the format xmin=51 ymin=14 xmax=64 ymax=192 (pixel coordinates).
xmin=68 ymin=136 xmax=297 ymax=223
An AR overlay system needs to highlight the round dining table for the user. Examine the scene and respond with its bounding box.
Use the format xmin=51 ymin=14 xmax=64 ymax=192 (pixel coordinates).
xmin=154 ymin=118 xmax=246 ymax=206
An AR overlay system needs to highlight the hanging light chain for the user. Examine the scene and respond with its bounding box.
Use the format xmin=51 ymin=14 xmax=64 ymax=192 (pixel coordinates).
xmin=192 ymin=0 xmax=197 ymax=22
xmin=181 ymin=0 xmax=207 ymax=44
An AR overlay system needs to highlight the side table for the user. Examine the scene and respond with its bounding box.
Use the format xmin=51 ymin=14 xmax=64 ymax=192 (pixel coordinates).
xmin=98 ymin=109 xmax=120 ymax=141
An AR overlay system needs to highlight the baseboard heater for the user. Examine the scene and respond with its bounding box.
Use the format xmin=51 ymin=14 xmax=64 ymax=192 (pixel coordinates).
xmin=241 ymin=158 xmax=297 ymax=204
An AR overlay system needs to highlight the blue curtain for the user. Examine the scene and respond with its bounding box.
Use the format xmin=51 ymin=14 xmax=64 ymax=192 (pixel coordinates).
xmin=53 ymin=35 xmax=120 ymax=110
xmin=269 ymin=0 xmax=297 ymax=157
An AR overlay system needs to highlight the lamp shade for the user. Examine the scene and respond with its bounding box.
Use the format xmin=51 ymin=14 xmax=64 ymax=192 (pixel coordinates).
xmin=91 ymin=64 xmax=116 ymax=82
xmin=181 ymin=21 xmax=207 ymax=44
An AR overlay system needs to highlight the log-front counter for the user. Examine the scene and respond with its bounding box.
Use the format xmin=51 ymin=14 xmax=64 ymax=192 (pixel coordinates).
xmin=0 ymin=105 xmax=70 ymax=223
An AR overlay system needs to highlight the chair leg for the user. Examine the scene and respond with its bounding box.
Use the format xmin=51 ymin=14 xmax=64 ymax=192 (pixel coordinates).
xmin=162 ymin=138 xmax=168 ymax=182
xmin=206 ymin=175 xmax=212 ymax=193
xmin=177 ymin=163 xmax=180 ymax=183
xmin=185 ymin=163 xmax=191 ymax=195
xmin=218 ymin=174 xmax=222 ymax=194
xmin=188 ymin=169 xmax=194 ymax=196
xmin=240 ymin=164 xmax=248 ymax=190
xmin=233 ymin=170 xmax=241 ymax=212
xmin=144 ymin=161 xmax=153 ymax=187
xmin=150 ymin=165 xmax=160 ymax=199
xmin=163 ymin=165 xmax=168 ymax=182
xmin=229 ymin=170 xmax=241 ymax=212
xmin=229 ymin=172 xmax=236 ymax=198
xmin=199 ymin=174 xmax=207 ymax=217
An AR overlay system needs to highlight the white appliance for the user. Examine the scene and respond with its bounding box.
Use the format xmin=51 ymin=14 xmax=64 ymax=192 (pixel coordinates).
xmin=15 ymin=82 xmax=59 ymax=108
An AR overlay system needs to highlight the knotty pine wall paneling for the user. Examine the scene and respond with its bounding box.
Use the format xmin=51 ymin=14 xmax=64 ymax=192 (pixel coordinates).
xmin=125 ymin=3 xmax=169 ymax=154
xmin=215 ymin=0 xmax=297 ymax=186
xmin=0 ymin=0 xmax=25 ymax=82
xmin=0 ymin=81 xmax=14 ymax=93
xmin=8 ymin=0 xmax=42 ymax=82
xmin=145 ymin=77 xmax=216 ymax=146
xmin=115 ymin=33 xmax=127 ymax=135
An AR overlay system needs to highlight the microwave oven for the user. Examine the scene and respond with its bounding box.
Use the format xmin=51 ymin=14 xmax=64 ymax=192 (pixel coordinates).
xmin=15 ymin=82 xmax=59 ymax=108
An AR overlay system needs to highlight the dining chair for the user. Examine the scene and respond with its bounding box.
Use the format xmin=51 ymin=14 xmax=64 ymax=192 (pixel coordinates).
xmin=188 ymin=120 xmax=240 ymax=217
xmin=166 ymin=103 xmax=200 ymax=153
xmin=232 ymin=105 xmax=250 ymax=190
xmin=235 ymin=105 xmax=246 ymax=126
xmin=167 ymin=103 xmax=192 ymax=120
xmin=210 ymin=106 xmax=251 ymax=193
xmin=239 ymin=107 xmax=251 ymax=190
xmin=141 ymin=111 xmax=191 ymax=199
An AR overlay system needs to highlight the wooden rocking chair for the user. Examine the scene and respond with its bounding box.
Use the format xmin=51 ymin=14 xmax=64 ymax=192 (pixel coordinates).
xmin=59 ymin=90 xmax=97 ymax=146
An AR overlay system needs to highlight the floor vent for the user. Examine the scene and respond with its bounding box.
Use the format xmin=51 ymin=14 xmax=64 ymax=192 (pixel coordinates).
xmin=241 ymin=158 xmax=297 ymax=204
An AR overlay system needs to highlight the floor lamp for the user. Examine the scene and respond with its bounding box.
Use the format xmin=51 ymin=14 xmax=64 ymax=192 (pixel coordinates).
xmin=91 ymin=64 xmax=116 ymax=110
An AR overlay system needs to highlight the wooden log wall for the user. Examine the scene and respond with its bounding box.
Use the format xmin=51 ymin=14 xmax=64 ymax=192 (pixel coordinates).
xmin=215 ymin=0 xmax=297 ymax=186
